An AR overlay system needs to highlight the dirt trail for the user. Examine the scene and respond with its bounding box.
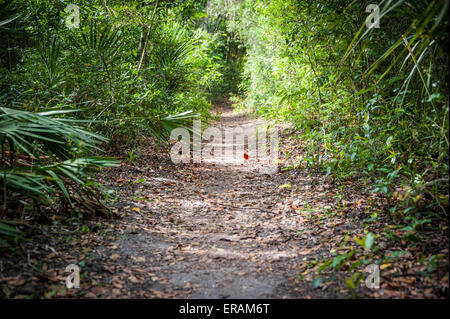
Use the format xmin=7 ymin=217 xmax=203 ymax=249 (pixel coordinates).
xmin=1 ymin=102 xmax=447 ymax=299
xmin=87 ymin=103 xmax=337 ymax=298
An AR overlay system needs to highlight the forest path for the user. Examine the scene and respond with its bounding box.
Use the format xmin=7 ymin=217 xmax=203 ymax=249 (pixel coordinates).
xmin=85 ymin=100 xmax=347 ymax=299
xmin=1 ymin=103 xmax=446 ymax=299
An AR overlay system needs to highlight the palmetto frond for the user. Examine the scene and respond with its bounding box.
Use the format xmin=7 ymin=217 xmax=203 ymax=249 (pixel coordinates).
xmin=0 ymin=106 xmax=118 ymax=210
xmin=149 ymin=22 xmax=196 ymax=91
xmin=68 ymin=21 xmax=124 ymax=63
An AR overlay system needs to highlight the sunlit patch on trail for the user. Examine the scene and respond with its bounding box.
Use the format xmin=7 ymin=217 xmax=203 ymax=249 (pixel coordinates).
xmin=170 ymin=119 xmax=279 ymax=174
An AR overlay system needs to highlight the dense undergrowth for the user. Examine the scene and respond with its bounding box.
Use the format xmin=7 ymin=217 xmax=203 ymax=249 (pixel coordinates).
xmin=212 ymin=0 xmax=448 ymax=220
xmin=209 ymin=0 xmax=449 ymax=292
xmin=0 ymin=0 xmax=234 ymax=241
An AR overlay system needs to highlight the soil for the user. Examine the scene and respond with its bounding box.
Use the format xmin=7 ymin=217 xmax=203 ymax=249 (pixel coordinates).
xmin=1 ymin=101 xmax=448 ymax=299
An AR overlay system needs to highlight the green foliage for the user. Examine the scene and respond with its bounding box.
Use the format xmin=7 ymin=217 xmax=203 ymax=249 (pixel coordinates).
xmin=0 ymin=107 xmax=118 ymax=206
xmin=213 ymin=0 xmax=449 ymax=220
xmin=0 ymin=0 xmax=226 ymax=243
xmin=2 ymin=1 xmax=223 ymax=141
xmin=210 ymin=0 xmax=449 ymax=293
xmin=0 ymin=219 xmax=21 ymax=244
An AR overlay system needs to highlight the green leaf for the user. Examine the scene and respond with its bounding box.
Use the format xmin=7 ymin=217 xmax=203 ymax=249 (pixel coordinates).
xmin=0 ymin=14 xmax=21 ymax=27
xmin=0 ymin=221 xmax=21 ymax=238
xmin=331 ymin=254 xmax=347 ymax=268
xmin=355 ymin=236 xmax=365 ymax=248
xmin=312 ymin=277 xmax=322 ymax=289
xmin=345 ymin=278 xmax=356 ymax=289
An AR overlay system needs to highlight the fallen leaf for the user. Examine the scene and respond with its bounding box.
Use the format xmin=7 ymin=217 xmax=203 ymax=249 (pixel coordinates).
xmin=129 ymin=275 xmax=139 ymax=283
xmin=84 ymin=292 xmax=97 ymax=299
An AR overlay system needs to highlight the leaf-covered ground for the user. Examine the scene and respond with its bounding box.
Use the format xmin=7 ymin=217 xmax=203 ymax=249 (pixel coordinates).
xmin=0 ymin=101 xmax=448 ymax=298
